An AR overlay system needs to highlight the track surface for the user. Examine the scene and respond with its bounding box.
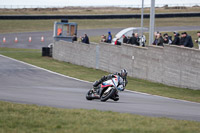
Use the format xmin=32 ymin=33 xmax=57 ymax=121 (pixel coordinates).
xmin=0 ymin=55 xmax=200 ymax=121
xmin=0 ymin=26 xmax=200 ymax=49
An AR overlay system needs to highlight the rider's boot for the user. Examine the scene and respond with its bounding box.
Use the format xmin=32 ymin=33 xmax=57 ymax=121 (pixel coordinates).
xmin=93 ymin=81 xmax=100 ymax=88
xmin=115 ymin=93 xmax=119 ymax=99
xmin=92 ymin=81 xmax=99 ymax=91
xmin=91 ymin=83 xmax=100 ymax=98
xmin=93 ymin=76 xmax=107 ymax=88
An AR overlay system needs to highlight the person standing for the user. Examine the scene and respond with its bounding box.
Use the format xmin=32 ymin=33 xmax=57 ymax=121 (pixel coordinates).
xmin=172 ymin=31 xmax=180 ymax=45
xmin=152 ymin=31 xmax=159 ymax=45
xmin=72 ymin=34 xmax=77 ymax=42
xmin=181 ymin=32 xmax=193 ymax=48
xmin=180 ymin=33 xmax=185 ymax=46
xmin=114 ymin=38 xmax=121 ymax=45
xmin=156 ymin=33 xmax=164 ymax=46
xmin=127 ymin=33 xmax=137 ymax=45
xmin=122 ymin=35 xmax=128 ymax=43
xmin=81 ymin=34 xmax=90 ymax=44
xmin=107 ymin=31 xmax=112 ymax=43
xmin=57 ymin=28 xmax=62 ymax=36
xmin=163 ymin=33 xmax=169 ymax=44
xmin=134 ymin=33 xmax=140 ymax=46
xmin=101 ymin=35 xmax=107 ymax=42
xmin=195 ymin=31 xmax=200 ymax=49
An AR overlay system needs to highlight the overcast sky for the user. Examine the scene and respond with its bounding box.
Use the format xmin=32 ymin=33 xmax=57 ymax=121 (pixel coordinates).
xmin=1 ymin=0 xmax=199 ymax=6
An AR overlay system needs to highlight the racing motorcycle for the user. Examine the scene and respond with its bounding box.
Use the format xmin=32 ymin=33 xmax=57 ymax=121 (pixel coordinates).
xmin=86 ymin=75 xmax=124 ymax=102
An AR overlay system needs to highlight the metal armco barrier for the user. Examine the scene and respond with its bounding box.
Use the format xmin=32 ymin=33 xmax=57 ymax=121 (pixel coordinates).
xmin=0 ymin=12 xmax=200 ymax=20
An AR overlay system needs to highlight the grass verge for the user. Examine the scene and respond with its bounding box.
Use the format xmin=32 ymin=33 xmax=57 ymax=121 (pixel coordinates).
xmin=0 ymin=17 xmax=200 ymax=33
xmin=0 ymin=100 xmax=200 ymax=133
xmin=0 ymin=47 xmax=199 ymax=103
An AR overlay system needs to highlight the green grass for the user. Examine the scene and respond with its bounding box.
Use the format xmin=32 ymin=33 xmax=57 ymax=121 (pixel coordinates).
xmin=0 ymin=47 xmax=199 ymax=103
xmin=0 ymin=17 xmax=200 ymax=33
xmin=0 ymin=100 xmax=200 ymax=133
xmin=0 ymin=20 xmax=56 ymax=33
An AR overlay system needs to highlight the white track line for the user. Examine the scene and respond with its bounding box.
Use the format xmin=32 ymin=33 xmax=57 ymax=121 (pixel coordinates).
xmin=0 ymin=54 xmax=199 ymax=104
xmin=125 ymin=89 xmax=200 ymax=104
xmin=0 ymin=54 xmax=91 ymax=84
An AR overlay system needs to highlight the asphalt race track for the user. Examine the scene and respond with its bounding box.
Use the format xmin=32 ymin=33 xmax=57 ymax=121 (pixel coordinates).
xmin=0 ymin=26 xmax=200 ymax=49
xmin=0 ymin=55 xmax=200 ymax=121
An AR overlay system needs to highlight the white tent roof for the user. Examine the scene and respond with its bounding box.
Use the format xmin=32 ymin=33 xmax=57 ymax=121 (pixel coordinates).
xmin=112 ymin=27 xmax=148 ymax=44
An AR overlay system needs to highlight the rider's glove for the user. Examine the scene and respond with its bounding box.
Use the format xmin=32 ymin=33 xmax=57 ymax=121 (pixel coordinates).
xmin=117 ymin=85 xmax=124 ymax=91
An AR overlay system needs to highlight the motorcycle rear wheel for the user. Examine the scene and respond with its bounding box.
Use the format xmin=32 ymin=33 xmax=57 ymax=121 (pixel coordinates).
xmin=86 ymin=90 xmax=93 ymax=100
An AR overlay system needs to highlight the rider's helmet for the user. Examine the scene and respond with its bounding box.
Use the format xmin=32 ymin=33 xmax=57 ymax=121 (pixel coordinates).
xmin=120 ymin=69 xmax=128 ymax=78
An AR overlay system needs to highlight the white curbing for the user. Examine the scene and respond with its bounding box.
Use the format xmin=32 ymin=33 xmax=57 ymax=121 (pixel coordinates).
xmin=0 ymin=54 xmax=199 ymax=105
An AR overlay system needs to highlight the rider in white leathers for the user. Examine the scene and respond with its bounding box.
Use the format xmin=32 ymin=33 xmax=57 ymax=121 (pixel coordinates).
xmin=93 ymin=69 xmax=128 ymax=94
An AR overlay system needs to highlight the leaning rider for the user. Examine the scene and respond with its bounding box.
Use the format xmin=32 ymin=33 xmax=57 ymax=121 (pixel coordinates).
xmin=92 ymin=69 xmax=128 ymax=93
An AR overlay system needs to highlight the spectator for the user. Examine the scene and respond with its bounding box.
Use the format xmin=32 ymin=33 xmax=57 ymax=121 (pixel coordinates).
xmin=180 ymin=33 xmax=185 ymax=46
xmin=163 ymin=33 xmax=172 ymax=44
xmin=101 ymin=35 xmax=107 ymax=42
xmin=72 ymin=34 xmax=77 ymax=42
xmin=114 ymin=38 xmax=121 ymax=45
xmin=57 ymin=28 xmax=62 ymax=36
xmin=107 ymin=31 xmax=112 ymax=43
xmin=127 ymin=36 xmax=131 ymax=43
xmin=122 ymin=35 xmax=128 ymax=43
xmin=81 ymin=34 xmax=90 ymax=44
xmin=127 ymin=33 xmax=138 ymax=45
xmin=172 ymin=31 xmax=180 ymax=45
xmin=180 ymin=32 xmax=193 ymax=48
xmin=134 ymin=33 xmax=140 ymax=46
xmin=152 ymin=31 xmax=159 ymax=45
xmin=156 ymin=33 xmax=164 ymax=46
xmin=163 ymin=33 xmax=168 ymax=44
xmin=140 ymin=35 xmax=146 ymax=47
xmin=195 ymin=31 xmax=200 ymax=50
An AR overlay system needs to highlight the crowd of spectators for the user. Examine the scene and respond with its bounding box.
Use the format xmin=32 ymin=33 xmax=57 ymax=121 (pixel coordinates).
xmin=77 ymin=30 xmax=200 ymax=49
xmin=152 ymin=31 xmax=196 ymax=48
xmin=100 ymin=32 xmax=142 ymax=46
xmin=120 ymin=33 xmax=146 ymax=47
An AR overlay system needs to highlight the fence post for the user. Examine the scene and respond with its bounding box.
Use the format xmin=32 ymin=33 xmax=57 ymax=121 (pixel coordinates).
xmin=96 ymin=45 xmax=100 ymax=69
xmin=149 ymin=0 xmax=155 ymax=45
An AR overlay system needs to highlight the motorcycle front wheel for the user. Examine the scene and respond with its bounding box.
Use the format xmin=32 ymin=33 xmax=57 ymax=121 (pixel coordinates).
xmin=100 ymin=88 xmax=116 ymax=102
